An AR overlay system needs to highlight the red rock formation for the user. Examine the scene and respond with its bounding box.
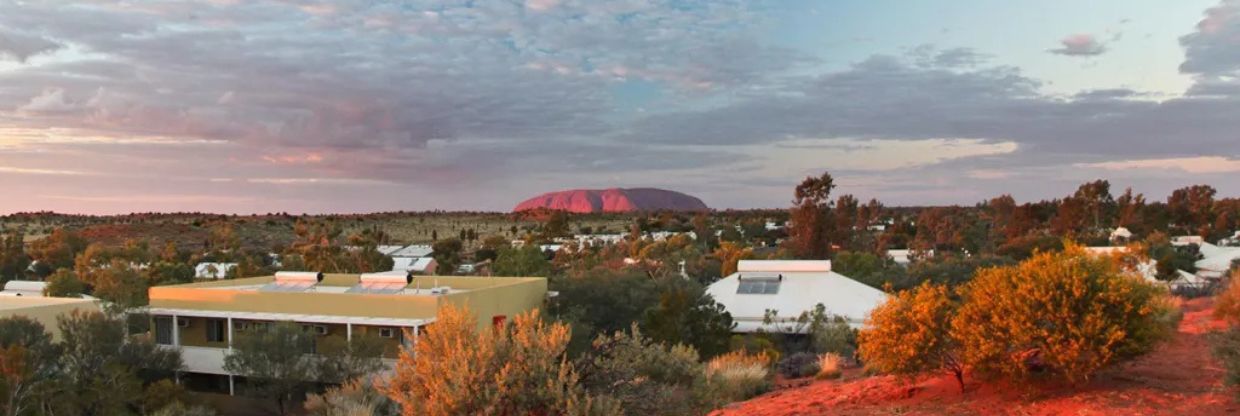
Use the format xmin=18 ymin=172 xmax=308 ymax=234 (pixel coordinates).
xmin=513 ymin=188 xmax=708 ymax=213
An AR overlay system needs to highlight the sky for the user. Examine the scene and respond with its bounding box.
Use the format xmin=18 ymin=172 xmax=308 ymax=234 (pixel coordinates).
xmin=1 ymin=0 xmax=1240 ymax=214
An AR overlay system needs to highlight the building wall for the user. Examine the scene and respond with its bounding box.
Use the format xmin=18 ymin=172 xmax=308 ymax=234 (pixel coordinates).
xmin=0 ymin=298 xmax=102 ymax=340
xmin=441 ymin=277 xmax=548 ymax=330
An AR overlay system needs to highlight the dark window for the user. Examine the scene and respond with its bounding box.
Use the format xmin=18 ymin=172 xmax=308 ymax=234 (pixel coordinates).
xmin=205 ymin=319 xmax=226 ymax=343
xmin=154 ymin=316 xmax=173 ymax=345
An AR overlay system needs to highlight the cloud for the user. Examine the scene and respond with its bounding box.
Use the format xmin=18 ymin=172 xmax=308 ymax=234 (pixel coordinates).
xmin=0 ymin=28 xmax=61 ymax=62
xmin=1049 ymin=34 xmax=1108 ymax=57
xmin=1078 ymin=156 xmax=1240 ymax=174
xmin=0 ymin=166 xmax=89 ymax=176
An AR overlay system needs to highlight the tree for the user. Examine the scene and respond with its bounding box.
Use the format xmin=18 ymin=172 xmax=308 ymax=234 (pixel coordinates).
xmin=382 ymin=305 xmax=615 ymax=416
xmin=548 ymin=267 xmax=662 ymax=354
xmin=493 ymin=245 xmax=552 ymax=277
xmin=952 ymin=245 xmax=1175 ymax=384
xmin=305 ymin=378 xmax=397 ymax=416
xmin=0 ymin=232 xmax=28 ymax=283
xmin=712 ymin=242 xmax=752 ymax=277
xmin=0 ymin=317 xmax=58 ymax=416
xmin=641 ymin=282 xmax=734 ymax=358
xmin=1072 ymin=180 xmax=1114 ymax=230
xmin=1168 ymin=185 xmax=1217 ymax=236
xmin=91 ymin=261 xmax=150 ymax=311
xmin=26 ymin=229 xmax=87 ymax=278
xmin=315 ymin=335 xmax=386 ymax=385
xmin=787 ymin=172 xmax=835 ymax=259
xmin=575 ymin=326 xmax=709 ymax=415
xmin=431 ymin=238 xmax=463 ymax=276
xmin=544 ymin=211 xmax=572 ymax=240
xmin=43 ymin=268 xmax=84 ymax=298
xmin=53 ymin=310 xmax=182 ymax=416
xmin=224 ymin=322 xmax=317 ymax=415
xmin=857 ymin=283 xmax=964 ymax=391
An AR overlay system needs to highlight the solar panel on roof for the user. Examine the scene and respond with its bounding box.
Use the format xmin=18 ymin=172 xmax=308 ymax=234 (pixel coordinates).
xmin=259 ymin=281 xmax=316 ymax=292
xmin=345 ymin=282 xmax=406 ymax=294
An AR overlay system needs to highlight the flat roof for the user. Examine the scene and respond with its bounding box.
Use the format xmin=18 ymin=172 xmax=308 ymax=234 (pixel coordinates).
xmin=0 ymin=296 xmax=97 ymax=312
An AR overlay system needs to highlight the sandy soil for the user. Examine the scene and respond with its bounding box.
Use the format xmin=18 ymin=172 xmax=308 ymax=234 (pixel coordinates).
xmin=711 ymin=297 xmax=1238 ymax=416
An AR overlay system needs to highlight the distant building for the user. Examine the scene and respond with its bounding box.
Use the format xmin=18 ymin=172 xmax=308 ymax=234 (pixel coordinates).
xmin=1196 ymin=243 xmax=1240 ymax=280
xmin=1172 ymin=235 xmax=1206 ymax=246
xmin=1110 ymin=227 xmax=1134 ymax=244
xmin=195 ymin=262 xmax=237 ymax=279
xmin=0 ymin=280 xmax=49 ymax=297
xmin=146 ymin=271 xmax=548 ymax=395
xmin=705 ymin=260 xmax=887 ymax=332
xmin=392 ymin=257 xmax=437 ymax=275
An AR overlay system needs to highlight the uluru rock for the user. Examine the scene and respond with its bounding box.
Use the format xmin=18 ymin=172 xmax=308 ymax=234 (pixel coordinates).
xmin=513 ymin=188 xmax=708 ymax=213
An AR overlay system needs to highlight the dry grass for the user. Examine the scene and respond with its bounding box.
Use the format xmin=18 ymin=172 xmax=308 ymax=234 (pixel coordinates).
xmin=815 ymin=353 xmax=842 ymax=380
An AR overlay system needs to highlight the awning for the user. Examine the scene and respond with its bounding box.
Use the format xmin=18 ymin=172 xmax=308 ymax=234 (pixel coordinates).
xmin=143 ymin=307 xmax=432 ymax=327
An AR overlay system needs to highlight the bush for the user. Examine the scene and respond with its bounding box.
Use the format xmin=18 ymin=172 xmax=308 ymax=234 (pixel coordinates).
xmin=576 ymin=326 xmax=707 ymax=416
xmin=1216 ymin=280 xmax=1240 ymax=325
xmin=816 ymin=354 xmax=843 ymax=380
xmin=1212 ymin=327 xmax=1240 ymax=390
xmin=952 ymin=244 xmax=1176 ymax=384
xmin=857 ymin=283 xmax=964 ymax=390
xmin=704 ymin=351 xmax=772 ymax=403
xmin=777 ymin=352 xmax=820 ymax=379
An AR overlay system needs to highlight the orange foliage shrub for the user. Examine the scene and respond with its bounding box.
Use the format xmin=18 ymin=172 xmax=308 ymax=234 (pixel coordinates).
xmin=857 ymin=283 xmax=964 ymax=390
xmin=1215 ymin=280 xmax=1240 ymax=325
xmin=382 ymin=304 xmax=619 ymax=416
xmin=952 ymin=244 xmax=1175 ymax=384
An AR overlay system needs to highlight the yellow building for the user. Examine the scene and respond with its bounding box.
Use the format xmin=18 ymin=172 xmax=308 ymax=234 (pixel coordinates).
xmin=147 ymin=271 xmax=548 ymax=394
xmin=0 ymin=295 xmax=103 ymax=340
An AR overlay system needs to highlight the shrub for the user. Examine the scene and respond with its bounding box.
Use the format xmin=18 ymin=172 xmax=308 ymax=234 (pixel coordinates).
xmin=816 ymin=354 xmax=843 ymax=380
xmin=305 ymin=378 xmax=397 ymax=416
xmin=1216 ymin=280 xmax=1240 ymax=325
xmin=576 ymin=325 xmax=707 ymax=416
xmin=777 ymin=352 xmax=820 ymax=379
xmin=952 ymin=244 xmax=1176 ymax=384
xmin=857 ymin=283 xmax=964 ymax=391
xmin=1212 ymin=327 xmax=1240 ymax=390
xmin=704 ymin=351 xmax=772 ymax=403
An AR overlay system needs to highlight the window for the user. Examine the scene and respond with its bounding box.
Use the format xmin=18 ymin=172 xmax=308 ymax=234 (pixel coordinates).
xmin=736 ymin=279 xmax=781 ymax=295
xmin=154 ymin=316 xmax=173 ymax=345
xmin=205 ymin=319 xmax=226 ymax=343
xmin=492 ymin=315 xmax=507 ymax=327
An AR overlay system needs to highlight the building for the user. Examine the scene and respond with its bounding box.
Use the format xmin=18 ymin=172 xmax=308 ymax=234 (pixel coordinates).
xmin=146 ymin=271 xmax=547 ymax=394
xmin=705 ymin=260 xmax=887 ymax=333
xmin=1196 ymin=243 xmax=1240 ymax=280
xmin=195 ymin=262 xmax=238 ymax=279
xmin=392 ymin=256 xmax=437 ymax=275
xmin=1 ymin=280 xmax=49 ymax=297
xmin=1110 ymin=227 xmax=1134 ymax=244
xmin=0 ymin=296 xmax=102 ymax=339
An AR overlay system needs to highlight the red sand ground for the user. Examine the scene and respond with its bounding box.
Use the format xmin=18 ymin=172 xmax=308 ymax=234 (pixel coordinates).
xmin=712 ymin=298 xmax=1238 ymax=416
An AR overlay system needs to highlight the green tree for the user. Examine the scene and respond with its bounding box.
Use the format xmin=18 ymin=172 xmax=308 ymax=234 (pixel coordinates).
xmin=224 ymin=322 xmax=317 ymax=415
xmin=43 ymin=268 xmax=85 ymax=298
xmin=493 ymin=245 xmax=552 ymax=277
xmin=641 ymin=282 xmax=733 ymax=359
xmin=431 ymin=238 xmax=463 ymax=275
xmin=549 ymin=267 xmax=662 ymax=354
xmin=53 ymin=311 xmax=182 ymax=416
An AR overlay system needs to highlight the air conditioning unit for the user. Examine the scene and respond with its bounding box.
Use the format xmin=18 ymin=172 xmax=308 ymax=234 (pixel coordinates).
xmin=313 ymin=325 xmax=329 ymax=336
xmin=176 ymin=318 xmax=190 ymax=328
xmin=379 ymin=327 xmax=397 ymax=338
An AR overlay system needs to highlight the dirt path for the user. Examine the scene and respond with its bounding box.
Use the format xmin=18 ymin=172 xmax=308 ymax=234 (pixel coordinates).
xmin=711 ymin=298 xmax=1238 ymax=416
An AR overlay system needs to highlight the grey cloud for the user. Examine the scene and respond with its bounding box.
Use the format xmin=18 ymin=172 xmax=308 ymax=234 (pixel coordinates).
xmin=0 ymin=28 xmax=61 ymax=62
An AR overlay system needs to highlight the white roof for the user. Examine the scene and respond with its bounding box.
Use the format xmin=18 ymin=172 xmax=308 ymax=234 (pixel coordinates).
xmin=389 ymin=245 xmax=433 ymax=258
xmin=737 ymin=260 xmax=831 ymax=273
xmin=376 ymin=245 xmax=405 ymax=255
xmin=1111 ymin=227 xmax=1133 ymax=239
xmin=1197 ymin=243 xmax=1240 ymax=273
xmin=1085 ymin=246 xmax=1130 ymax=256
xmin=194 ymin=262 xmax=237 ymax=279
xmin=707 ymin=262 xmax=887 ymax=333
xmin=0 ymin=280 xmax=47 ymax=297
xmin=393 ymin=257 xmax=436 ymax=272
